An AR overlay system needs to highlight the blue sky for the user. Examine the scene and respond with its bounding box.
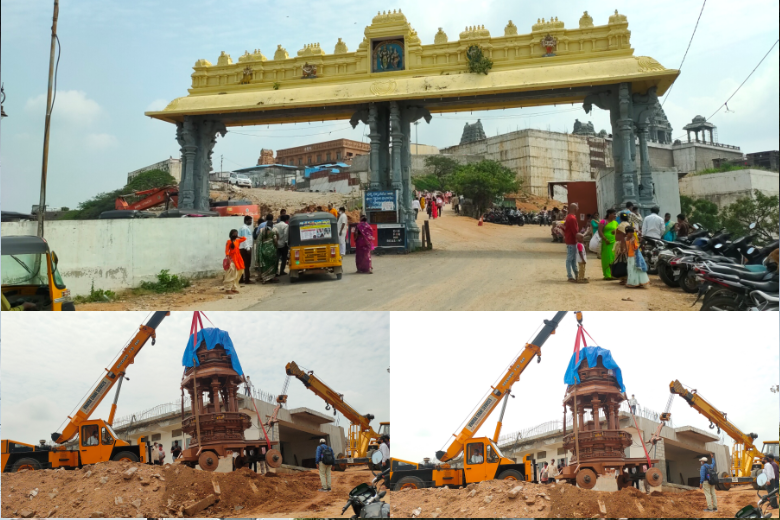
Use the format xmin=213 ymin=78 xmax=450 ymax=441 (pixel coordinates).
xmin=1 ymin=0 xmax=778 ymax=212
xmin=1 ymin=311 xmax=389 ymax=444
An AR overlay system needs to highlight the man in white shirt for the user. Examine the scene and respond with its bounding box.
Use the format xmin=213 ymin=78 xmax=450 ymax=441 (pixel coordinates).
xmin=469 ymin=446 xmax=484 ymax=464
xmin=238 ymin=216 xmax=254 ymax=283
xmin=629 ymin=394 xmax=639 ymax=415
xmin=378 ymin=435 xmax=390 ymax=472
xmin=412 ymin=199 xmax=421 ymax=220
xmin=337 ymin=207 xmax=348 ymax=256
xmin=276 ymin=214 xmax=290 ymax=276
xmin=642 ymin=206 xmax=665 ymax=239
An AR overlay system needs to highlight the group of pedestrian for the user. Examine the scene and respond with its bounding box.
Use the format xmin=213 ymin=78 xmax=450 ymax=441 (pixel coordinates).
xmin=540 ymin=458 xmax=563 ymax=484
xmin=149 ymin=442 xmax=166 ymax=465
xmin=417 ymin=191 xmax=454 ymax=220
xmin=567 ymin=201 xmax=689 ymax=290
xmin=224 ymin=210 xmax=293 ymax=292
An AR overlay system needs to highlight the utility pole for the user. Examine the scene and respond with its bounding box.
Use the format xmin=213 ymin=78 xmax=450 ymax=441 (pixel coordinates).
xmin=414 ymin=121 xmax=418 ymax=154
xmin=37 ymin=0 xmax=59 ymax=238
xmin=220 ymin=154 xmax=223 ymax=174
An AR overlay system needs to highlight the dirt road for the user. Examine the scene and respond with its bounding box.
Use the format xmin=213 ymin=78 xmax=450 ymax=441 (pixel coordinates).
xmin=79 ymin=205 xmax=697 ymax=311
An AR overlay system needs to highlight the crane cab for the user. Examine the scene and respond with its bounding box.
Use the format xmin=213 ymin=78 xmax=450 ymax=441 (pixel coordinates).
xmin=762 ymin=441 xmax=779 ymax=460
xmin=76 ymin=420 xmax=138 ymax=465
xmin=1 ymin=236 xmax=73 ymax=311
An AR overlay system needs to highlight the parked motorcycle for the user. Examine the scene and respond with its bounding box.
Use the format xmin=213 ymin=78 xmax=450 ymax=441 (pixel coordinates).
xmin=736 ymin=474 xmax=778 ymax=518
xmin=341 ymin=452 xmax=390 ymax=518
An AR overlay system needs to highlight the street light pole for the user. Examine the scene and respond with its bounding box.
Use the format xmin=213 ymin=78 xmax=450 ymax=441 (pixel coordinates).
xmin=37 ymin=0 xmax=59 ymax=238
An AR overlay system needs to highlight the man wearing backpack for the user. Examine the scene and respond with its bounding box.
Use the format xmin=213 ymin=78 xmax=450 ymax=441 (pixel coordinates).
xmin=699 ymin=455 xmax=718 ymax=513
xmin=316 ymin=438 xmax=334 ymax=492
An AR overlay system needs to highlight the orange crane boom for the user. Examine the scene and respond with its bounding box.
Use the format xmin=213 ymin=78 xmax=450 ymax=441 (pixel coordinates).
xmin=51 ymin=311 xmax=169 ymax=444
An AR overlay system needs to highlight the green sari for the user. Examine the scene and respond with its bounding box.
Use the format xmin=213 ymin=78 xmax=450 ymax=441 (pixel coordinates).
xmin=256 ymin=227 xmax=278 ymax=283
xmin=600 ymin=219 xmax=618 ymax=278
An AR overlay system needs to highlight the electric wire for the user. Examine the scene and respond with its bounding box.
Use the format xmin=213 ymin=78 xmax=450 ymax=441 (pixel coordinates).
xmin=661 ymin=0 xmax=706 ymax=108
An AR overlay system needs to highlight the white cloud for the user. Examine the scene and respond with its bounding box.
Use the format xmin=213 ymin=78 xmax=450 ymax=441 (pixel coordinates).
xmin=85 ymin=133 xmax=119 ymax=149
xmin=25 ymin=90 xmax=103 ymax=126
xmin=145 ymin=98 xmax=171 ymax=112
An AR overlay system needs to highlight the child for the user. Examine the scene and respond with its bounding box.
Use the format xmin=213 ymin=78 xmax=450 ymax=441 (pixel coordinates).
xmin=625 ymin=226 xmax=650 ymax=288
xmin=576 ymin=233 xmax=589 ymax=283
xmin=225 ymin=229 xmax=246 ymax=294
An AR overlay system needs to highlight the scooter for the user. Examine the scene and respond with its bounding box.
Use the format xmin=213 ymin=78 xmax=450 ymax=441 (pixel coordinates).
xmin=341 ymin=452 xmax=390 ymax=518
xmin=736 ymin=474 xmax=778 ymax=518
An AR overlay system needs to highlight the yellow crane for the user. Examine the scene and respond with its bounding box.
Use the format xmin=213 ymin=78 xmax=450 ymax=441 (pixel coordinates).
xmin=669 ymin=380 xmax=778 ymax=490
xmin=387 ymin=311 xmax=571 ymax=490
xmin=2 ymin=312 xmax=169 ymax=472
xmin=286 ymin=361 xmax=388 ymax=471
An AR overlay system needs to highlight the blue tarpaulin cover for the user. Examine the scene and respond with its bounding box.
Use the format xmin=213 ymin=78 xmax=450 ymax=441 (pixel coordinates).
xmin=182 ymin=328 xmax=244 ymax=375
xmin=563 ymin=346 xmax=625 ymax=392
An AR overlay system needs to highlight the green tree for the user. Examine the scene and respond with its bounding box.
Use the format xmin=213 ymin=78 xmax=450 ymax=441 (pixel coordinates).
xmin=412 ymin=174 xmax=445 ymax=192
xmin=720 ymin=191 xmax=779 ymax=245
xmin=449 ymin=160 xmax=520 ymax=217
xmin=426 ymin=155 xmax=460 ymax=184
xmin=60 ymin=169 xmax=177 ymax=220
xmin=679 ymin=195 xmax=721 ymax=231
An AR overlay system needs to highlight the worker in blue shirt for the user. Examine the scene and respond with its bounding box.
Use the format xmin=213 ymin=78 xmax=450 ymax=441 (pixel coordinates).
xmin=315 ymin=438 xmax=333 ymax=492
xmin=699 ymin=454 xmax=718 ymax=513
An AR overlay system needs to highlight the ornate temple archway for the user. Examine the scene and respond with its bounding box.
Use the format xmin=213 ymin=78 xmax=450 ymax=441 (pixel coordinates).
xmin=146 ymin=9 xmax=678 ymax=250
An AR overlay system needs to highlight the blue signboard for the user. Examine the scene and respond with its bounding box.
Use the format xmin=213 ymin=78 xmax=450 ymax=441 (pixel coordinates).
xmin=364 ymin=190 xmax=397 ymax=211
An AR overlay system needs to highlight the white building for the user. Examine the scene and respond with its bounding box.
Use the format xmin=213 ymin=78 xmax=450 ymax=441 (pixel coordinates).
xmin=127 ymin=157 xmax=182 ymax=183
xmin=678 ymin=169 xmax=779 ymax=210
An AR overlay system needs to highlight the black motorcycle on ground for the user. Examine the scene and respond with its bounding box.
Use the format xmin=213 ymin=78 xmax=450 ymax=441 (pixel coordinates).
xmin=341 ymin=452 xmax=390 ymax=518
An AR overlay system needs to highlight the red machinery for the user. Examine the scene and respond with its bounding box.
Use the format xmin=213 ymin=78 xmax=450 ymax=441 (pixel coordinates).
xmin=115 ymin=186 xmax=179 ymax=211
xmin=115 ymin=186 xmax=260 ymax=221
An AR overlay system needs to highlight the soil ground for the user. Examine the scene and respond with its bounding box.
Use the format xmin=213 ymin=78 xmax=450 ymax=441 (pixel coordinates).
xmin=389 ymin=478 xmax=778 ymax=518
xmin=77 ymin=203 xmax=698 ymax=311
xmin=1 ymin=461 xmax=378 ymax=518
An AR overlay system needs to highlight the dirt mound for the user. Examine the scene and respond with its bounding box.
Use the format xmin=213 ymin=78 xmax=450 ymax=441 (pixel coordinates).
xmin=210 ymin=188 xmax=352 ymax=217
xmin=1 ymin=460 xmax=365 ymax=518
xmin=389 ymin=479 xmax=704 ymax=518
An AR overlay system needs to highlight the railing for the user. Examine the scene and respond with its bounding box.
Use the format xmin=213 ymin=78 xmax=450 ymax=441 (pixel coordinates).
xmin=113 ymin=386 xmax=277 ymax=430
xmin=496 ymin=403 xmax=673 ymax=450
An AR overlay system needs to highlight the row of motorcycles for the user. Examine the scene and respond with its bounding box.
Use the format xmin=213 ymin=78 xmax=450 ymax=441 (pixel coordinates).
xmin=482 ymin=207 xmax=552 ymax=226
xmin=642 ymin=222 xmax=778 ymax=311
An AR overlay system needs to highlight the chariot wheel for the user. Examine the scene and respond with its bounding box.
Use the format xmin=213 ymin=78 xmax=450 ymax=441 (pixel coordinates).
xmin=265 ymin=448 xmax=282 ymax=468
xmin=576 ymin=468 xmax=598 ymax=490
xmin=198 ymin=451 xmax=219 ymax=472
xmin=644 ymin=467 xmax=663 ymax=488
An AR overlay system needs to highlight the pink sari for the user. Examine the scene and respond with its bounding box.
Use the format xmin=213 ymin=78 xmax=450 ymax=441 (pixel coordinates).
xmin=355 ymin=222 xmax=375 ymax=273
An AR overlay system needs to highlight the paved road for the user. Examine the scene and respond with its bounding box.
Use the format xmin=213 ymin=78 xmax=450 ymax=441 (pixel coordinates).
xmin=243 ymin=210 xmax=696 ymax=311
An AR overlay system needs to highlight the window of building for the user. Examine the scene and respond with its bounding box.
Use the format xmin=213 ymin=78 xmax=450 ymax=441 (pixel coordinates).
xmin=336 ymin=152 xmax=342 ymax=160
xmin=151 ymin=433 xmax=162 ymax=442
xmin=172 ymin=429 xmax=183 ymax=438
xmin=326 ymin=152 xmax=331 ymax=162
xmin=347 ymin=152 xmax=353 ymax=157
xmin=557 ymin=448 xmax=566 ymax=455
xmin=298 ymin=158 xmax=302 ymax=165
xmin=316 ymin=154 xmax=322 ymax=163
xmin=307 ymin=156 xmax=312 ymax=164
xmin=536 ymin=450 xmax=547 ymax=459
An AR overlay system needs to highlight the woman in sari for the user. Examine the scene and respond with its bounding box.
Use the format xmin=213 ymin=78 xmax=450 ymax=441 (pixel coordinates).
xmin=662 ymin=212 xmax=676 ymax=241
xmin=625 ymin=226 xmax=650 ymax=288
xmin=598 ymin=209 xmax=617 ymax=279
xmin=355 ymin=215 xmax=375 ymax=274
xmin=256 ymin=214 xmax=279 ymax=284
xmin=224 ymin=229 xmax=246 ymax=294
xmin=613 ymin=213 xmax=631 ymax=284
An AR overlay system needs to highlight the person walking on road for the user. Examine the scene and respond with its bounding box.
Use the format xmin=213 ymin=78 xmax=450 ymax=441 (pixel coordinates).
xmin=763 ymin=456 xmax=778 ymax=509
xmin=328 ymin=203 xmax=338 ymax=219
xmin=563 ymin=203 xmax=580 ymax=283
xmin=337 ymin=207 xmax=348 ymax=256
xmin=436 ymin=195 xmax=444 ymax=217
xmin=700 ymin=455 xmax=718 ymax=512
xmin=625 ymin=226 xmax=650 ymax=288
xmin=256 ymin=214 xmax=279 ymax=284
xmin=276 ymin=214 xmax=290 ymax=276
xmin=547 ymin=459 xmax=558 ymax=483
xmin=598 ymin=209 xmax=618 ymax=280
xmin=412 ymin=198 xmax=421 ymax=220
xmin=158 ymin=444 xmax=166 ymax=465
xmin=238 ymin=216 xmax=255 ymax=284
xmin=316 ymin=439 xmax=334 ymax=492
xmin=355 ymin=215 xmax=375 ymax=274
xmin=541 ymin=462 xmax=549 ymax=484
xmin=224 ymin=229 xmax=247 ymax=294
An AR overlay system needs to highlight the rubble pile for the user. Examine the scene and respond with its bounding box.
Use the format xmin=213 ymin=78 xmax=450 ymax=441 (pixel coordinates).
xmin=1 ymin=460 xmax=334 ymax=518
xmin=210 ymin=188 xmax=353 ymax=217
xmin=389 ymin=478 xmax=704 ymax=518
